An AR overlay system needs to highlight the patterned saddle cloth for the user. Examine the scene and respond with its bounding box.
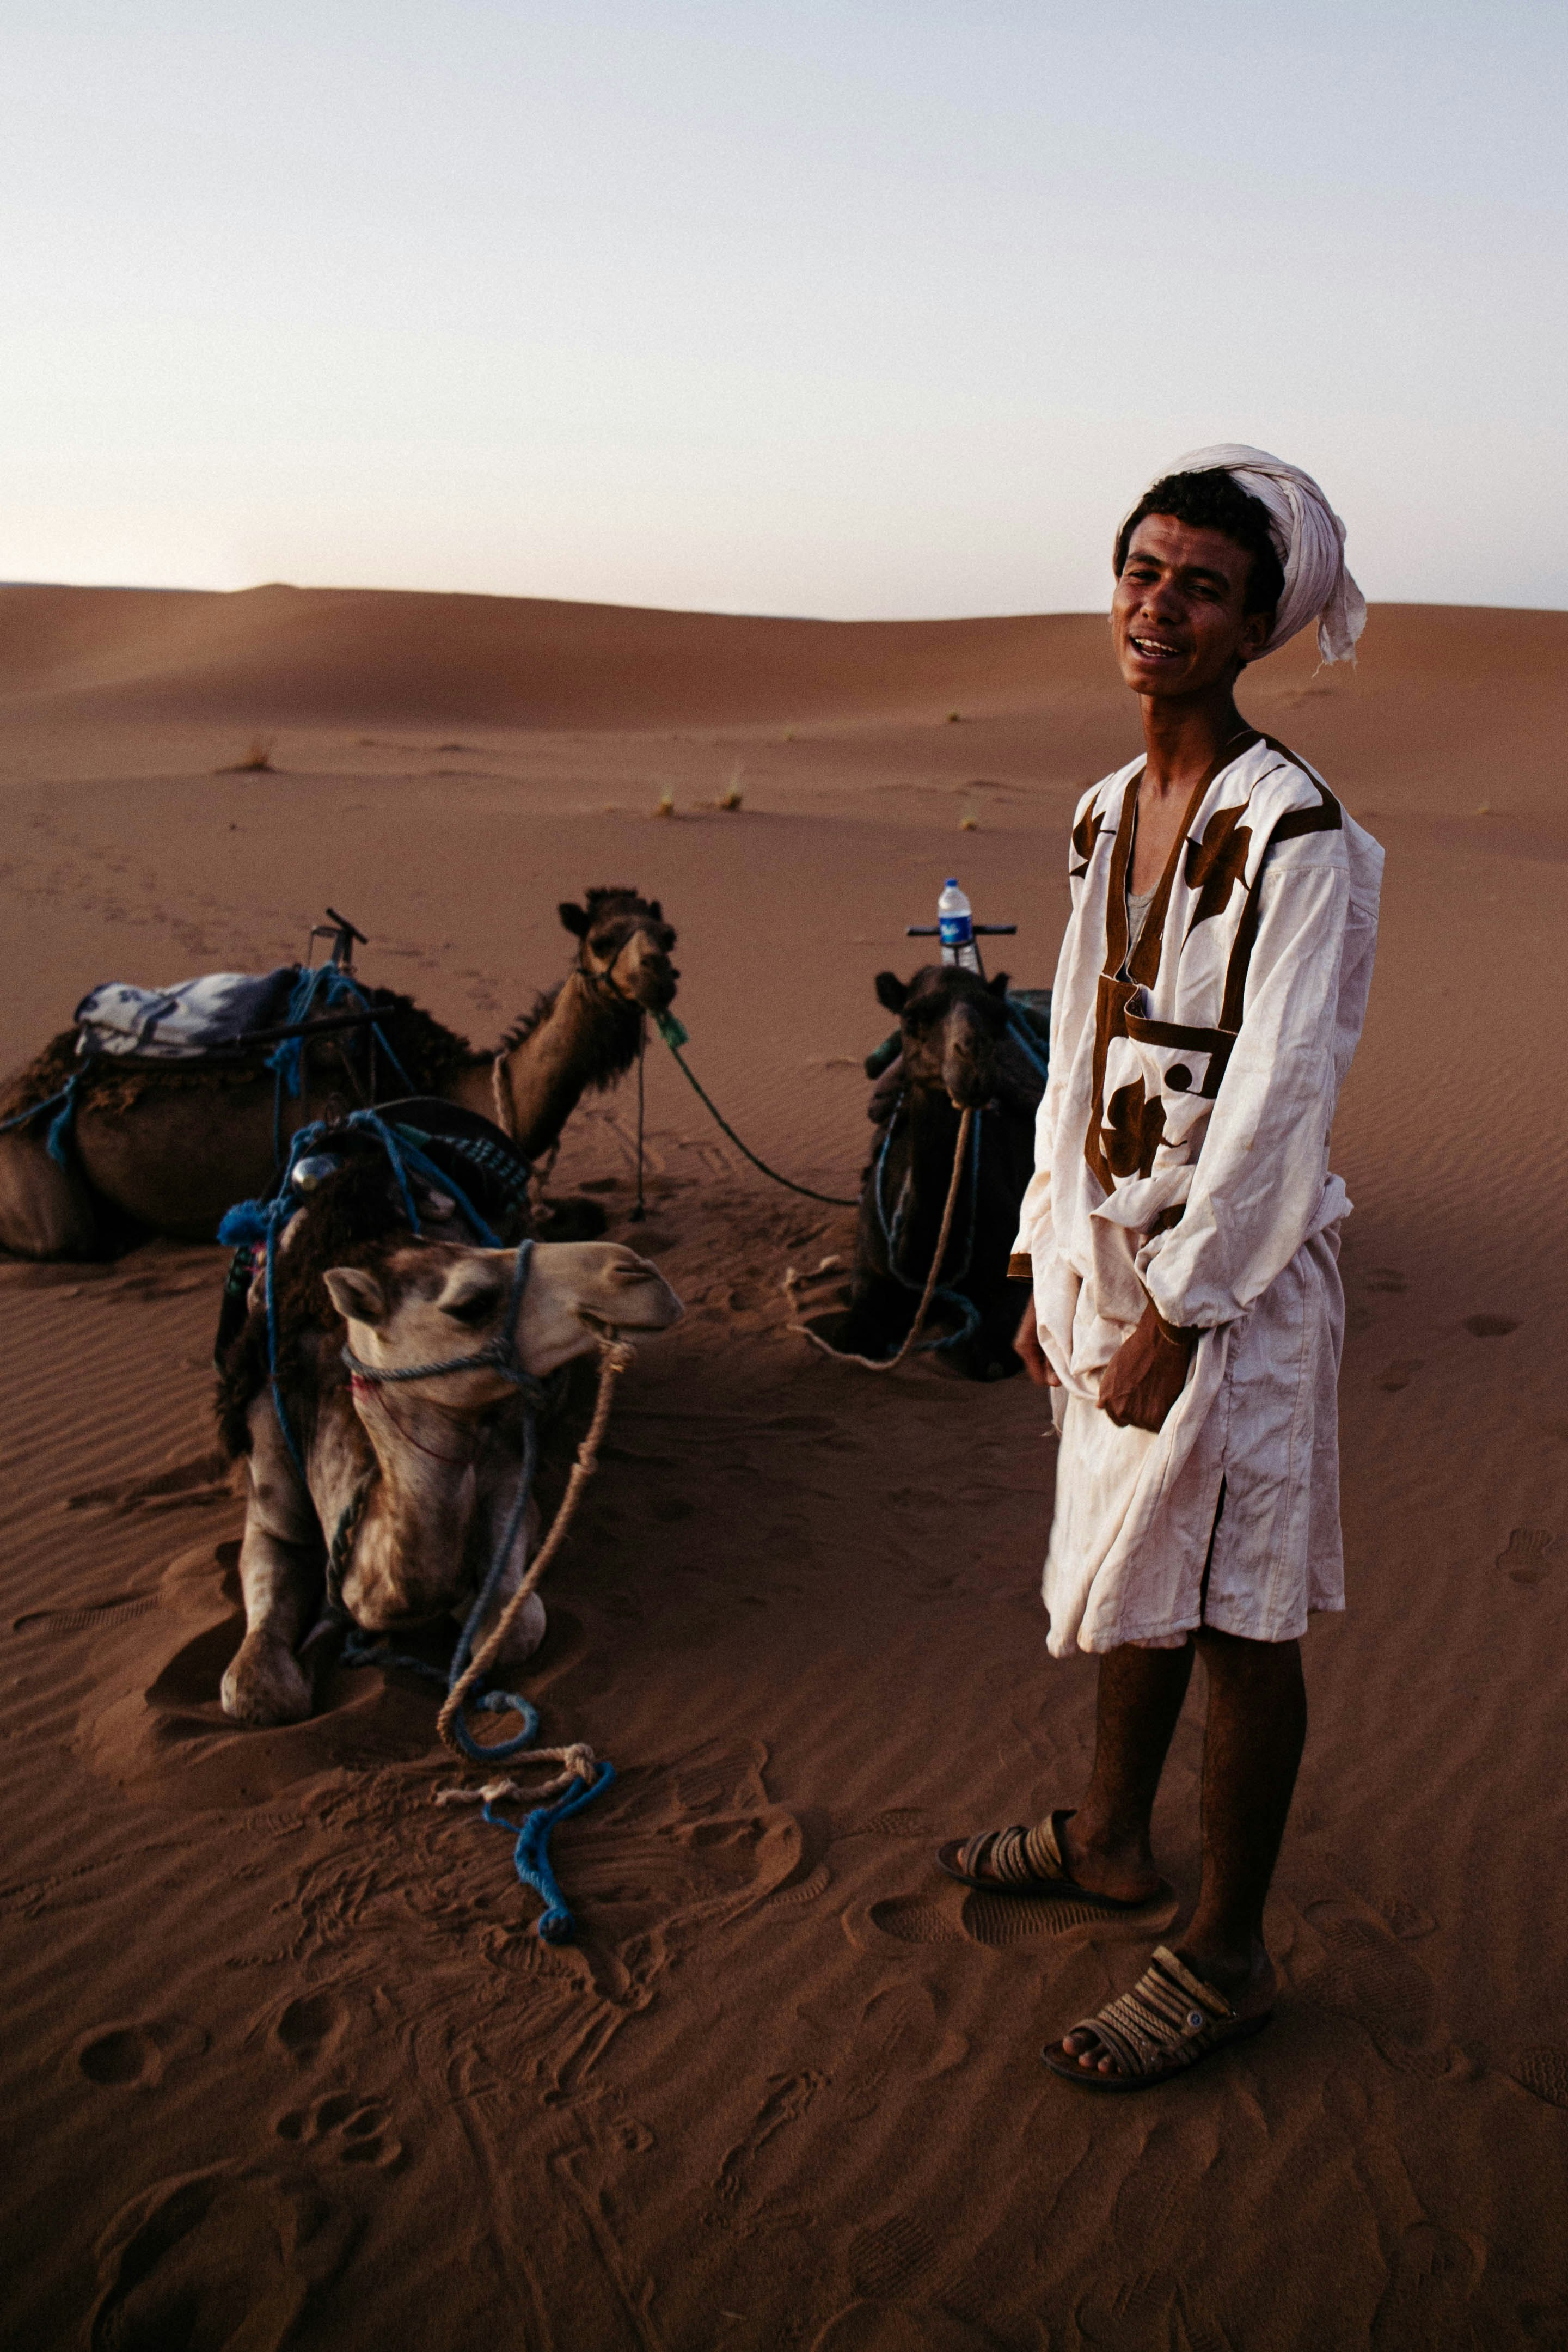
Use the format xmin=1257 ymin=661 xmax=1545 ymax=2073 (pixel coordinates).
xmin=74 ymin=969 xmax=299 ymax=1060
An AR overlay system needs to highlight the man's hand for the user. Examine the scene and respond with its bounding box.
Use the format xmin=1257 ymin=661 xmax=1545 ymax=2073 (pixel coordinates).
xmin=1013 ymin=1298 xmax=1060 ymax=1387
xmin=1098 ymin=1302 xmax=1196 ymax=1431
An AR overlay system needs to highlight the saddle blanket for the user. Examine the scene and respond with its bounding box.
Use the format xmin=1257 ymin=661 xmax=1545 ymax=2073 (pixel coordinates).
xmin=74 ymin=969 xmax=298 ymax=1060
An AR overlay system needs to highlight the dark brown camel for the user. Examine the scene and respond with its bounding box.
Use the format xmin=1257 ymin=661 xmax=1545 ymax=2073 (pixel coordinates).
xmin=834 ymin=965 xmax=1045 ymax=1380
xmin=0 ymin=887 xmax=678 ymax=1259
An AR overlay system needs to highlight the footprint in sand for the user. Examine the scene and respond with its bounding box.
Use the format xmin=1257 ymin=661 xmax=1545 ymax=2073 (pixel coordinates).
xmin=768 ymin=1859 xmax=832 ymax=1907
xmin=1375 ymin=1357 xmax=1424 ymax=1394
xmin=712 ymin=2069 xmax=825 ymax=2212
xmin=829 ymin=1808 xmax=933 ymax=1841
xmin=862 ymin=1886 xmax=1169 ymax=1949
xmin=15 ymin=1595 xmax=159 ymax=1636
xmin=1498 ymin=1529 xmax=1557 ymax=1586
xmin=270 ymin=1988 xmax=350 ymax=2068
xmin=274 ymin=2092 xmax=404 ymax=2171
xmin=1464 ymin=1313 xmax=1520 ymax=1338
xmin=864 ymin=1896 xmax=966 ymax=1946
xmin=75 ymin=2018 xmax=208 ymax=2091
xmin=808 ymin=2302 xmax=997 ymax=2352
xmin=848 ymin=2213 xmax=944 ymax=2301
xmin=1364 ymin=1267 xmax=1407 ymax=1294
xmin=90 ymin=2164 xmax=356 ymax=2352
xmin=1304 ymin=1900 xmax=1453 ymax=2075
xmin=66 ymin=1449 xmax=231 ymax=1518
xmin=1512 ymin=2048 xmax=1568 ymax=2108
xmin=1370 ymin=2219 xmax=1483 ymax=2345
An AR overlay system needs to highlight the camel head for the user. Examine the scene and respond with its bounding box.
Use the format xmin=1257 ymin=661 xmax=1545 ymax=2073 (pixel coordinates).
xmin=323 ymin=1238 xmax=683 ymax=1409
xmin=558 ymin=885 xmax=679 ymax=1015
xmin=874 ymin=965 xmax=1013 ymax=1112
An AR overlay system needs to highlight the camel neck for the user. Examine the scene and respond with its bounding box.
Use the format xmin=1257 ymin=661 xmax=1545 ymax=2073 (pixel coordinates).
xmin=498 ymin=969 xmax=640 ymax=1160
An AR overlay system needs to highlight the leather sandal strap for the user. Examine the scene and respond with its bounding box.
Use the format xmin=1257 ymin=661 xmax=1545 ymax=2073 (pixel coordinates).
xmin=1020 ymin=1810 xmax=1071 ymax=1884
xmin=961 ymin=1812 xmax=1074 ymax=1890
xmin=1068 ymin=1946 xmax=1238 ymax=2081
xmin=959 ymin=1825 xmax=1028 ymax=1883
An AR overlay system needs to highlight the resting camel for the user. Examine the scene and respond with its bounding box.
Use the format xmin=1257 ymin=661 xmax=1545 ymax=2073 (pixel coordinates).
xmin=0 ymin=886 xmax=678 ymax=1260
xmin=215 ymin=1140 xmax=681 ymax=1727
xmin=834 ymin=965 xmax=1046 ymax=1380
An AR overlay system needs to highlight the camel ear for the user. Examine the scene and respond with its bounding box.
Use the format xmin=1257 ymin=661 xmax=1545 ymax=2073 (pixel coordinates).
xmin=324 ymin=1267 xmax=388 ymax=1327
xmin=874 ymin=971 xmax=910 ymax=1013
xmin=647 ymin=899 xmax=663 ymax=922
xmin=558 ymin=902 xmax=590 ymax=938
xmin=987 ymin=970 xmax=1010 ymax=997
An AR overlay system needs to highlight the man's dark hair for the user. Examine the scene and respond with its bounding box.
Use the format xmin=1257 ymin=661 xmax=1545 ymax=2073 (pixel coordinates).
xmin=1114 ymin=468 xmax=1285 ymax=623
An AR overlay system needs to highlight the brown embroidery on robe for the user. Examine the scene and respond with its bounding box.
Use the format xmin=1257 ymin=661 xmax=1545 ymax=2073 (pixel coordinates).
xmin=1216 ymin=763 xmax=1344 ymax=1030
xmin=1101 ymin=1078 xmax=1167 ymax=1180
xmin=1070 ymin=801 xmax=1110 ymax=879
xmin=1184 ymin=801 xmax=1254 ymax=928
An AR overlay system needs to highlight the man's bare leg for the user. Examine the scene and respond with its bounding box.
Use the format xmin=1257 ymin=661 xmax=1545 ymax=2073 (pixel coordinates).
xmin=1055 ymin=1643 xmax=1195 ymax=1904
xmin=1059 ymin=1628 xmax=1306 ymax=2075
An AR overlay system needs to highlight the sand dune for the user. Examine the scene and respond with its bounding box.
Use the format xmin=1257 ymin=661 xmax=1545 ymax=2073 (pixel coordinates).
xmin=2 ymin=587 xmax=1566 ymax=2349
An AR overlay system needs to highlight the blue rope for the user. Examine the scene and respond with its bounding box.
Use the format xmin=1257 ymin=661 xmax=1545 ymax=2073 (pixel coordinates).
xmin=0 ymin=1073 xmax=85 ymax=1168
xmin=1004 ymin=999 xmax=1052 ymax=1083
xmin=480 ymin=1762 xmax=617 ymax=1944
xmin=267 ymin=965 xmax=416 ymax=1166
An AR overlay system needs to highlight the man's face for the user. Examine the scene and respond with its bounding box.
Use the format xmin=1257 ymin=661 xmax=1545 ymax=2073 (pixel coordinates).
xmin=1111 ymin=513 xmax=1271 ymax=697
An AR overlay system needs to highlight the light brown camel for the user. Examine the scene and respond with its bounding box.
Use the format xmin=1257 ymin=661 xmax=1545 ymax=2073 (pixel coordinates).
xmin=218 ymin=1218 xmax=682 ymax=1728
xmin=0 ymin=887 xmax=678 ymax=1259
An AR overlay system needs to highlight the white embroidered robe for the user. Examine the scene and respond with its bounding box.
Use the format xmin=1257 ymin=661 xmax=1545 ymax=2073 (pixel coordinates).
xmin=1013 ymin=732 xmax=1383 ymax=1655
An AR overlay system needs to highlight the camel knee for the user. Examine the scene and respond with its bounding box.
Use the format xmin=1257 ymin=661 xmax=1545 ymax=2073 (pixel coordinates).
xmin=222 ymin=1631 xmax=314 ymax=1726
xmin=473 ymin=1589 xmax=547 ymax=1667
xmin=0 ymin=1139 xmax=102 ymax=1260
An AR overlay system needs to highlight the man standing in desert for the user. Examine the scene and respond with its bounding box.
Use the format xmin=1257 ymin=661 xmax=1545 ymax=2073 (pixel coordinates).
xmin=939 ymin=448 xmax=1383 ymax=2087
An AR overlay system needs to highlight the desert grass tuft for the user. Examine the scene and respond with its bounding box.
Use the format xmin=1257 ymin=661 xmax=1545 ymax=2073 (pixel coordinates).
xmin=217 ymin=735 xmax=277 ymax=775
xmin=719 ymin=763 xmax=744 ymax=812
xmin=654 ymin=788 xmax=676 ymax=819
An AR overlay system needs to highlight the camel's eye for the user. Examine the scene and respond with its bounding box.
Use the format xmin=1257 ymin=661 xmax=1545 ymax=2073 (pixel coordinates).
xmin=443 ymin=1286 xmax=499 ymax=1326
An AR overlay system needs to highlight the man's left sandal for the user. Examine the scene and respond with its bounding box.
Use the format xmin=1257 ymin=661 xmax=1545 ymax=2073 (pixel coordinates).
xmin=1042 ymin=1944 xmax=1272 ymax=2092
xmin=935 ymin=1811 xmax=1148 ymax=1908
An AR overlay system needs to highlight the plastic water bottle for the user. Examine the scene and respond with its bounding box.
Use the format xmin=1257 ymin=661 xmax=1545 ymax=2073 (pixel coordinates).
xmin=938 ymin=878 xmax=979 ymax=972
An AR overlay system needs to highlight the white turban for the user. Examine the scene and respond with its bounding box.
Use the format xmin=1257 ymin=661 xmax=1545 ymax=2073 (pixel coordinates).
xmin=1124 ymin=443 xmax=1367 ymax=666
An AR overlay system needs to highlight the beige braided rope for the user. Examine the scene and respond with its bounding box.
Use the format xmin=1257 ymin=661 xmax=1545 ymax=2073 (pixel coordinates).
xmin=435 ymin=1336 xmax=636 ymax=1759
xmin=789 ymin=1105 xmax=974 ymax=1376
xmin=491 ymin=1050 xmax=517 ymax=1141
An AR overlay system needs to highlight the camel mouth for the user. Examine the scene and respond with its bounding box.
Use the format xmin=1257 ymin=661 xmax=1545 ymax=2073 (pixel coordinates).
xmin=577 ymin=1296 xmax=683 ymax=1337
xmin=638 ymin=965 xmax=679 ymax=1012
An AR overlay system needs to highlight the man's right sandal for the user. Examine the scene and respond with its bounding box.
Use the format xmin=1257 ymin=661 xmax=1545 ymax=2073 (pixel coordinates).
xmin=1042 ymin=1944 xmax=1272 ymax=2092
xmin=935 ymin=1810 xmax=1149 ymax=1908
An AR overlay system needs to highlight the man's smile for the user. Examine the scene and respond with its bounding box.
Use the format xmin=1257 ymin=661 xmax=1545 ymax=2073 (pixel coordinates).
xmin=1128 ymin=634 xmax=1185 ymax=661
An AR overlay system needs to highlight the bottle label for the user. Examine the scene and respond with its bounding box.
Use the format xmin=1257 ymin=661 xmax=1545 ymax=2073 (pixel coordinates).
xmin=938 ymin=911 xmax=973 ymax=946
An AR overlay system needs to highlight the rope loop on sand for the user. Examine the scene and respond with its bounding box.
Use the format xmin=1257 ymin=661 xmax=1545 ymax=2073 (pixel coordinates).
xmin=791 ymin=1105 xmax=975 ymax=1375
xmin=437 ymin=1337 xmax=634 ymax=1754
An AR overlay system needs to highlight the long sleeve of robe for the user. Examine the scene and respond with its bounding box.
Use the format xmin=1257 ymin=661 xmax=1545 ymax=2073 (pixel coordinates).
xmin=1013 ymin=732 xmax=1383 ymax=1655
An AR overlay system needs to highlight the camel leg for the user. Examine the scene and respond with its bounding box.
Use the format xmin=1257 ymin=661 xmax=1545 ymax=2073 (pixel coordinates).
xmin=222 ymin=1410 xmax=321 ymax=1725
xmin=0 ymin=1131 xmax=104 ymax=1260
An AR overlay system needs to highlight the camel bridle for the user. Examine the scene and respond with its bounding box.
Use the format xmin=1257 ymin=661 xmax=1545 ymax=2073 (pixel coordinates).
xmin=578 ymin=916 xmax=674 ymax=1012
xmin=339 ymin=1234 xmax=550 ymax=1406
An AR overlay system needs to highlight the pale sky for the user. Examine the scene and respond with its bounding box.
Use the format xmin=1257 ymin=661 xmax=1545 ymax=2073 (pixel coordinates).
xmin=3 ymin=2 xmax=1564 ymax=616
